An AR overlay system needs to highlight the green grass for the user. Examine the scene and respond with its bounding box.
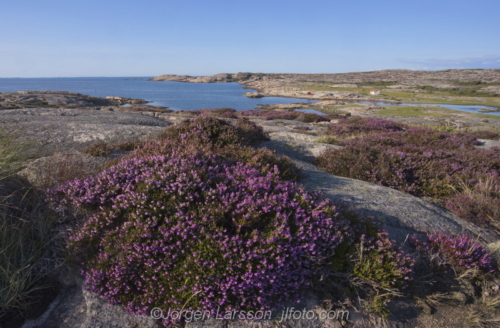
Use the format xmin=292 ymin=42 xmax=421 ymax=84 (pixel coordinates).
xmin=0 ymin=132 xmax=29 ymax=174
xmin=374 ymin=90 xmax=500 ymax=108
xmin=310 ymin=104 xmax=359 ymax=115
xmin=288 ymin=79 xmax=500 ymax=108
xmin=374 ymin=106 xmax=453 ymax=117
xmin=375 ymin=105 xmax=500 ymax=119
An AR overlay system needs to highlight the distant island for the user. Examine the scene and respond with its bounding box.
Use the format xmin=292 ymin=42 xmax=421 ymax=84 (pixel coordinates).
xmin=150 ymin=69 xmax=500 ymax=107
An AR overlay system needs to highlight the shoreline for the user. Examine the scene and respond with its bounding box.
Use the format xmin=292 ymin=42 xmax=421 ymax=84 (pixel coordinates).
xmin=150 ymin=70 xmax=500 ymax=109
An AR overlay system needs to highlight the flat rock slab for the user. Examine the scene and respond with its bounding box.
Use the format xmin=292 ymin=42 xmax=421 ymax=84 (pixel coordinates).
xmin=0 ymin=108 xmax=170 ymax=156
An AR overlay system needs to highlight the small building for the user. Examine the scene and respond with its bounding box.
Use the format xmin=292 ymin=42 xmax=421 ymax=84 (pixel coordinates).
xmin=370 ymin=89 xmax=380 ymax=95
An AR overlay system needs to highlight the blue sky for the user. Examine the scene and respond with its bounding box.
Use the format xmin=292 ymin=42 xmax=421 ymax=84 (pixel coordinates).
xmin=1 ymin=0 xmax=499 ymax=77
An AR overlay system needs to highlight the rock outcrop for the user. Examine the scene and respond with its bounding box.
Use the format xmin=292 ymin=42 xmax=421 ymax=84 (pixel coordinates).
xmin=0 ymin=91 xmax=148 ymax=109
xmin=149 ymin=72 xmax=262 ymax=83
xmin=0 ymin=107 xmax=170 ymax=157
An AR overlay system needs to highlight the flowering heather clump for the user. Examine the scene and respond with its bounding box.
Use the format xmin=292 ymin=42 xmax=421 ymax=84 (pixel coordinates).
xmin=237 ymin=110 xmax=261 ymax=118
xmin=48 ymin=154 xmax=353 ymax=324
xmin=232 ymin=118 xmax=269 ymax=146
xmin=467 ymin=130 xmax=500 ymax=140
xmin=159 ymin=116 xmax=266 ymax=148
xmin=217 ymin=145 xmax=301 ymax=181
xmin=444 ymin=195 xmax=489 ymax=226
xmin=317 ymin=119 xmax=500 ymax=231
xmin=131 ymin=116 xmax=297 ymax=181
xmin=410 ymin=231 xmax=494 ymax=273
xmin=199 ymin=108 xmax=238 ymax=119
xmin=263 ymin=111 xmax=300 ymax=121
xmin=294 ymin=113 xmax=330 ymax=123
xmin=326 ymin=117 xmax=407 ymax=137
xmin=238 ymin=109 xmax=302 ymax=121
xmin=317 ymin=125 xmax=500 ymax=198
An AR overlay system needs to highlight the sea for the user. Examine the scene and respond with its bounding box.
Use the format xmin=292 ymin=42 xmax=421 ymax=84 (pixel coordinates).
xmin=0 ymin=77 xmax=316 ymax=111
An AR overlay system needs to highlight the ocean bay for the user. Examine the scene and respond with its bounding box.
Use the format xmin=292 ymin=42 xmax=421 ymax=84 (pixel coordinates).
xmin=0 ymin=77 xmax=314 ymax=111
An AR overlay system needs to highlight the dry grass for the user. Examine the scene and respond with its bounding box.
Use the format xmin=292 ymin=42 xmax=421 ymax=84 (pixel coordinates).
xmin=21 ymin=151 xmax=105 ymax=189
xmin=451 ymin=177 xmax=500 ymax=231
xmin=0 ymin=131 xmax=67 ymax=319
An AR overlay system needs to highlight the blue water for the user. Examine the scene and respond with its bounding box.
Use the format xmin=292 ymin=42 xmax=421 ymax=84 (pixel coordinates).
xmin=357 ymin=101 xmax=500 ymax=116
xmin=0 ymin=77 xmax=314 ymax=111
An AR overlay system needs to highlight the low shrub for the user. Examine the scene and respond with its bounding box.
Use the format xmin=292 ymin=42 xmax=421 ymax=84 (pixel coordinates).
xmin=264 ymin=111 xmax=300 ymax=121
xmin=238 ymin=109 xmax=301 ymax=121
xmin=326 ymin=117 xmax=407 ymax=137
xmin=294 ymin=113 xmax=330 ymax=123
xmin=444 ymin=177 xmax=500 ymax=231
xmin=351 ymin=232 xmax=414 ymax=317
xmin=132 ymin=117 xmax=297 ymax=181
xmin=410 ymin=231 xmax=494 ymax=273
xmin=232 ymin=117 xmax=269 ymax=146
xmin=158 ymin=116 xmax=265 ymax=149
xmin=112 ymin=140 xmax=138 ymax=151
xmin=353 ymin=232 xmax=414 ymax=290
xmin=317 ymin=119 xmax=500 ymax=231
xmin=48 ymin=154 xmax=355 ymax=324
xmin=81 ymin=141 xmax=112 ymax=157
xmin=217 ymin=145 xmax=302 ymax=181
xmin=468 ymin=130 xmax=500 ymax=140
xmin=199 ymin=108 xmax=238 ymax=119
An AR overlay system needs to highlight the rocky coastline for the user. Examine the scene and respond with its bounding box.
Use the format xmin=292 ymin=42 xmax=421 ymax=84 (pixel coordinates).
xmin=0 ymin=91 xmax=152 ymax=110
xmin=149 ymin=69 xmax=500 ymax=106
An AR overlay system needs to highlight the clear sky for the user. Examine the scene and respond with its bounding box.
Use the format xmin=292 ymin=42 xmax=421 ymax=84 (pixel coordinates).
xmin=1 ymin=0 xmax=499 ymax=77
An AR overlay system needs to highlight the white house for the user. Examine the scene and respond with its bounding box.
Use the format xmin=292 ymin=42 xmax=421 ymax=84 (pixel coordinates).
xmin=370 ymin=89 xmax=380 ymax=95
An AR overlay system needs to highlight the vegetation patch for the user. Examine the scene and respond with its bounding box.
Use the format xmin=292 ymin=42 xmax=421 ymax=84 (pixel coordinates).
xmin=0 ymin=132 xmax=61 ymax=323
xmin=410 ymin=231 xmax=494 ymax=273
xmin=48 ymin=154 xmax=351 ymax=324
xmin=81 ymin=141 xmax=113 ymax=157
xmin=374 ymin=105 xmax=453 ymax=117
xmin=42 ymin=116 xmax=418 ymax=323
xmin=317 ymin=119 xmax=500 ymax=233
xmin=467 ymin=130 xmax=500 ymax=140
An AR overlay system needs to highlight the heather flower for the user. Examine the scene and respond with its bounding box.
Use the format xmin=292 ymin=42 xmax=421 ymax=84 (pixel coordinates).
xmin=410 ymin=231 xmax=494 ymax=273
xmin=316 ymin=119 xmax=500 ymax=230
xmin=48 ymin=154 xmax=353 ymax=324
